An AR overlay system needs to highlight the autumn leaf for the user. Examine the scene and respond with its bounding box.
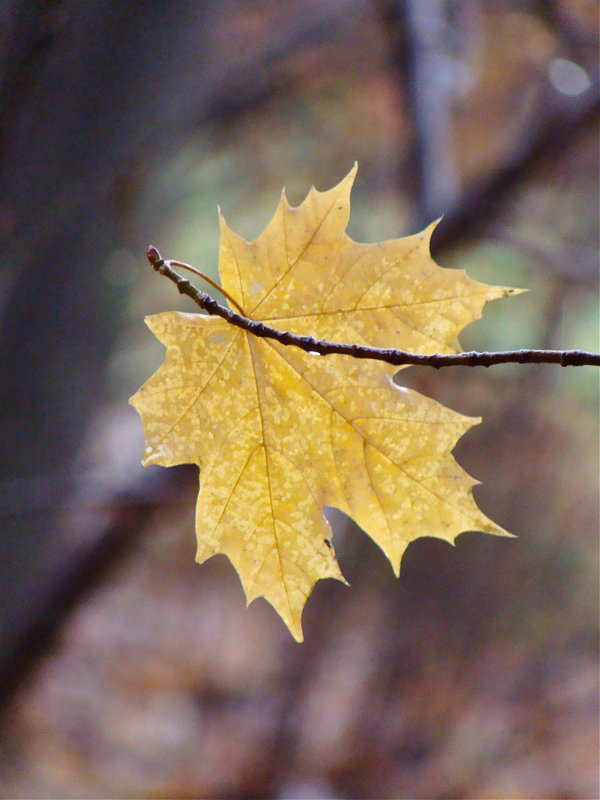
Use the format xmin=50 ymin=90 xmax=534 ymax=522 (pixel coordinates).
xmin=130 ymin=166 xmax=517 ymax=641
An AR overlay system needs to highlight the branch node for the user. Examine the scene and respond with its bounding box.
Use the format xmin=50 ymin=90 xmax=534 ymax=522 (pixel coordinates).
xmin=176 ymin=278 xmax=191 ymax=295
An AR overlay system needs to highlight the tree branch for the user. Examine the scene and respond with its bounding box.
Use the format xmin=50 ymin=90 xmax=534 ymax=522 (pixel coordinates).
xmin=147 ymin=248 xmax=600 ymax=368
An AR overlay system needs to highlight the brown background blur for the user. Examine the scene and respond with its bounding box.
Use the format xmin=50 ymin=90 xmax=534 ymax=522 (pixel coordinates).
xmin=0 ymin=2 xmax=598 ymax=798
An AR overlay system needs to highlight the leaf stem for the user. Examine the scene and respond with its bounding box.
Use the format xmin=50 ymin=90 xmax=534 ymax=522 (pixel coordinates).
xmin=165 ymin=258 xmax=246 ymax=314
xmin=146 ymin=247 xmax=600 ymax=369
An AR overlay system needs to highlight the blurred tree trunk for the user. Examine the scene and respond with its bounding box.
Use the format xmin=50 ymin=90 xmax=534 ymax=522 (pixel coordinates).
xmin=0 ymin=0 xmax=362 ymax=696
xmin=0 ymin=0 xmax=222 ymax=674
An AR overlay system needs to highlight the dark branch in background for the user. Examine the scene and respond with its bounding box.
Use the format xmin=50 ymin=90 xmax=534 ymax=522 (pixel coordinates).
xmin=0 ymin=465 xmax=196 ymax=714
xmin=433 ymin=82 xmax=600 ymax=251
xmin=147 ymin=247 xmax=600 ymax=368
xmin=376 ymin=0 xmax=600 ymax=247
xmin=533 ymin=0 xmax=598 ymax=54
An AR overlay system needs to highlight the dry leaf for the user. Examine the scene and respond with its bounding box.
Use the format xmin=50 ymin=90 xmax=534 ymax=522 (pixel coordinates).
xmin=130 ymin=166 xmax=516 ymax=640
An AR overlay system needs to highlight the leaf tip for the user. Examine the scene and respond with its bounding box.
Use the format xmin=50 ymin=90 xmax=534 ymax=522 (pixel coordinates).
xmin=290 ymin=623 xmax=305 ymax=643
xmin=419 ymin=218 xmax=442 ymax=247
xmin=342 ymin=161 xmax=358 ymax=190
xmin=217 ymin=205 xmax=231 ymax=231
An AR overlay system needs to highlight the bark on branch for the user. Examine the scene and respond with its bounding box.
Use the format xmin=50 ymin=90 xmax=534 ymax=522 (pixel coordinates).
xmin=147 ymin=247 xmax=600 ymax=368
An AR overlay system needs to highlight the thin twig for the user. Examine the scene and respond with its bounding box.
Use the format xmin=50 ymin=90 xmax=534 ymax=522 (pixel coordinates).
xmin=147 ymin=247 xmax=600 ymax=368
xmin=167 ymin=259 xmax=246 ymax=314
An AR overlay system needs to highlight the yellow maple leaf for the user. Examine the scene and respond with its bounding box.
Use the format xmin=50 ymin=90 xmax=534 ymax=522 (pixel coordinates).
xmin=130 ymin=166 xmax=517 ymax=641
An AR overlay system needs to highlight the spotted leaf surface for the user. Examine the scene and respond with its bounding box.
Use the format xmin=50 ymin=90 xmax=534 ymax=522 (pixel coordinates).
xmin=130 ymin=167 xmax=516 ymax=640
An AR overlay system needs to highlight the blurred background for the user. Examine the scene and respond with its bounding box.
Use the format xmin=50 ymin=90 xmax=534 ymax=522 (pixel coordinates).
xmin=0 ymin=1 xmax=598 ymax=798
